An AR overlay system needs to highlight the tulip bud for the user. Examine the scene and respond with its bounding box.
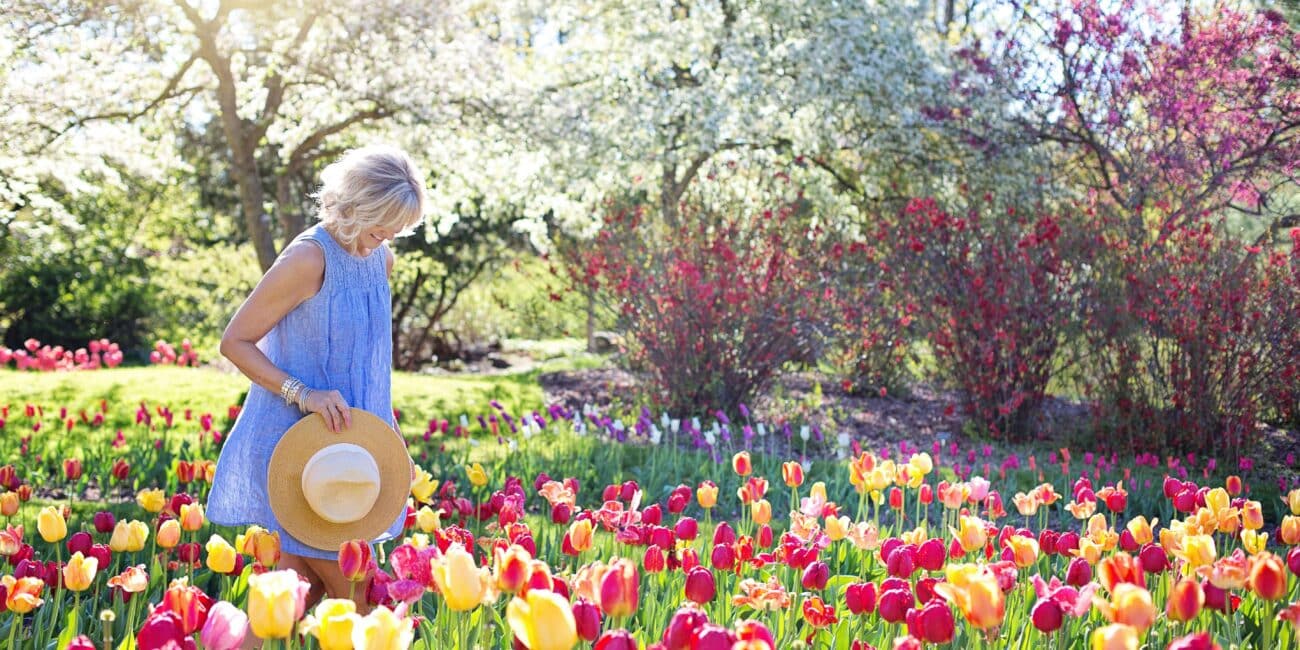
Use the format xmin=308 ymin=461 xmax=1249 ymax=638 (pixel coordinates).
xmin=338 ymin=539 xmax=372 ymax=582
xmin=1065 ymin=557 xmax=1091 ymax=587
xmin=572 ymin=597 xmax=602 ymax=642
xmin=732 ymin=451 xmax=752 ymax=477
xmin=757 ymin=524 xmax=773 ymax=549
xmin=641 ymin=503 xmax=662 ymax=526
xmin=910 ymin=601 xmax=955 ymax=644
xmin=68 ymin=531 xmax=93 ymax=556
xmin=683 ymin=566 xmax=716 ymax=604
xmin=661 ymin=606 xmax=709 ymax=650
xmin=710 ymin=543 xmax=735 ymax=571
xmin=93 ymin=511 xmax=116 ymax=535
xmin=596 ymin=558 xmax=639 ymax=618
xmin=878 ymin=588 xmax=913 ymax=623
xmin=643 ymin=545 xmax=666 ymax=573
xmin=1138 ymin=544 xmax=1169 ymax=574
xmin=1248 ymin=552 xmax=1286 ymax=600
xmin=674 ymin=516 xmax=698 ymax=541
xmin=845 ymin=582 xmax=877 ymax=615
xmin=1288 ymin=547 xmax=1300 ymax=577
xmin=802 ymin=561 xmax=830 ymax=590
xmin=594 ymin=629 xmax=637 ymax=650
xmin=782 ymin=461 xmax=804 ymax=488
xmin=887 ymin=546 xmax=917 ymax=578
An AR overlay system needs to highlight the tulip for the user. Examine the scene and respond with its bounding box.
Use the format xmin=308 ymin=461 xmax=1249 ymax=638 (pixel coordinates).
xmin=1286 ymin=488 xmax=1300 ymax=516
xmin=1031 ymin=598 xmax=1063 ymax=632
xmin=61 ymin=551 xmax=97 ymax=592
xmin=889 ymin=487 xmax=904 ymax=510
xmin=1098 ymin=552 xmax=1145 ymax=592
xmin=643 ymin=544 xmax=666 ymax=573
xmin=410 ymin=466 xmax=437 ymax=504
xmin=572 ymin=597 xmax=602 ymax=642
xmin=782 ymin=461 xmax=804 ymax=487
xmin=1167 ymin=632 xmax=1223 ymax=650
xmin=108 ymin=565 xmax=150 ymax=594
xmin=352 ymin=605 xmax=414 ymax=649
xmin=732 ymin=451 xmax=752 ymax=477
xmin=136 ymin=488 xmax=166 ymax=513
xmin=201 ymin=601 xmax=250 ymax=650
xmin=161 ymin=578 xmax=216 ymax=634
xmin=1005 ymin=535 xmax=1039 ymax=568
xmin=303 ymin=599 xmax=359 ymax=650
xmin=751 ymin=499 xmax=771 ymax=526
xmin=1178 ymin=534 xmax=1216 ymax=570
xmin=878 ymin=588 xmax=914 ymax=623
xmin=697 ymin=482 xmax=718 ymax=509
xmin=950 ymin=515 xmax=987 ymax=554
xmin=594 ymin=629 xmax=637 ymax=650
xmin=63 ymin=458 xmax=83 ymax=481
xmin=674 ymin=516 xmax=698 ymax=541
xmin=0 ymin=492 xmax=17 ymax=517
xmin=596 ymin=558 xmax=639 ymax=618
xmin=179 ymin=503 xmax=205 ymax=531
xmin=1166 ymin=579 xmax=1204 ymax=622
xmin=93 ymin=510 xmax=116 ymax=534
xmin=205 ymin=534 xmax=238 ymax=574
xmin=137 ymin=610 xmax=191 ymax=650
xmin=1138 ymin=544 xmax=1169 ymax=574
xmin=68 ymin=530 xmax=93 ymax=556
xmin=431 ymin=544 xmax=490 ymax=611
xmin=734 ymin=620 xmax=775 ymax=648
xmin=5 ymin=575 xmax=44 ymax=613
xmin=845 ymin=582 xmax=877 ymax=615
xmin=684 ymin=566 xmax=715 ymax=603
xmin=1066 ymin=556 xmax=1092 ymax=587
xmin=415 ymin=506 xmax=440 ymax=532
xmin=247 ymin=569 xmax=308 ymax=639
xmin=710 ymin=543 xmax=735 ymax=571
xmin=1242 ymin=501 xmax=1263 ymax=530
xmin=506 ymin=589 xmax=578 ymax=650
xmin=566 ymin=519 xmax=593 ymax=554
xmin=241 ymin=528 xmax=281 ymax=568
xmin=466 ymin=463 xmax=488 ymax=487
xmin=909 ymin=601 xmax=955 ymax=644
xmin=802 ymin=596 xmax=838 ymax=627
xmin=496 ymin=544 xmax=533 ymax=593
xmin=1102 ymin=584 xmax=1156 ymax=632
xmin=37 ymin=505 xmax=66 ymax=542
xmin=1090 ymin=623 xmax=1139 ymax=650
xmin=1248 ymin=552 xmax=1286 ymax=600
xmin=339 ymin=539 xmax=373 ymax=582
xmin=157 ymin=519 xmax=182 ymax=549
xmin=661 ymin=606 xmax=709 ymax=650
xmin=66 ymin=636 xmax=95 ymax=650
xmin=1279 ymin=515 xmax=1300 ymax=546
xmin=1289 ymin=547 xmax=1300 ymax=576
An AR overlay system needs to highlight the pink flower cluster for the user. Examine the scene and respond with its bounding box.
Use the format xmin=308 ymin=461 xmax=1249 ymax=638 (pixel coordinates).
xmin=149 ymin=340 xmax=199 ymax=367
xmin=0 ymin=338 xmax=123 ymax=371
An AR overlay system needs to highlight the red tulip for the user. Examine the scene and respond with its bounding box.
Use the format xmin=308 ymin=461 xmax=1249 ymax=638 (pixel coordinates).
xmin=919 ymin=484 xmax=933 ymax=505
xmin=1065 ymin=557 xmax=1091 ymax=587
xmin=917 ymin=538 xmax=946 ymax=571
xmin=67 ymin=531 xmax=93 ymax=556
xmin=63 ymin=458 xmax=82 ymax=481
xmin=597 ymin=558 xmax=639 ymax=618
xmin=732 ymin=451 xmax=752 ymax=477
xmin=643 ymin=545 xmax=666 ymax=573
xmin=802 ymin=561 xmax=830 ymax=590
xmin=1139 ymin=544 xmax=1169 ymax=573
xmin=1248 ymin=553 xmax=1286 ymax=600
xmin=683 ymin=566 xmax=716 ymax=604
xmin=1224 ymin=475 xmax=1243 ymax=496
xmin=710 ymin=543 xmax=735 ymax=571
xmin=802 ymin=596 xmax=838 ymax=628
xmin=712 ymin=522 xmax=736 ymax=546
xmin=338 ymin=539 xmax=372 ymax=582
xmin=641 ymin=504 xmax=662 ymax=526
xmin=159 ymin=579 xmax=213 ymax=635
xmin=551 ymin=502 xmax=572 ymax=524
xmin=1167 ymin=632 xmax=1222 ymax=650
xmin=137 ymin=610 xmax=196 ymax=650
xmin=909 ymin=601 xmax=955 ymax=644
xmin=692 ymin=624 xmax=738 ymax=649
xmin=1031 ymin=598 xmax=1063 ymax=632
xmin=572 ymin=597 xmax=602 ymax=642
xmin=887 ymin=546 xmax=917 ymax=578
xmin=661 ymin=606 xmax=709 ymax=650
xmin=1167 ymin=579 xmax=1204 ymax=622
xmin=878 ymin=588 xmax=913 ymax=623
xmin=93 ymin=511 xmax=116 ymax=535
xmin=734 ymin=620 xmax=775 ymax=647
xmin=889 ymin=487 xmax=904 ymax=510
xmin=594 ymin=630 xmax=637 ymax=650
xmin=675 ymin=517 xmax=698 ymax=541
xmin=111 ymin=459 xmax=131 ymax=482
xmin=1287 ymin=547 xmax=1300 ymax=577
xmin=845 ymin=582 xmax=877 ymax=615
xmin=757 ymin=524 xmax=773 ymax=548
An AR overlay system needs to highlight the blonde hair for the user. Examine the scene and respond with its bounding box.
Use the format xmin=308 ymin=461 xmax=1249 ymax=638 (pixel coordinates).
xmin=315 ymin=145 xmax=427 ymax=246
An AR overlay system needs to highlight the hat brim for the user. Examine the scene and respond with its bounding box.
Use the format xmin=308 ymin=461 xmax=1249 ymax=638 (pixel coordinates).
xmin=268 ymin=408 xmax=410 ymax=552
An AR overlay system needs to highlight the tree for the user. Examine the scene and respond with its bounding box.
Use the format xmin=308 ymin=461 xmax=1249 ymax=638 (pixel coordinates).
xmin=7 ymin=0 xmax=502 ymax=270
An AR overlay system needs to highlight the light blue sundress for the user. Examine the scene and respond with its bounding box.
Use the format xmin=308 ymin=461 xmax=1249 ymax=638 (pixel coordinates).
xmin=208 ymin=224 xmax=405 ymax=559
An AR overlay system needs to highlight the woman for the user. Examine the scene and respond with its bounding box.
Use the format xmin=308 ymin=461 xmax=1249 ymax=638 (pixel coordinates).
xmin=208 ymin=145 xmax=426 ymax=610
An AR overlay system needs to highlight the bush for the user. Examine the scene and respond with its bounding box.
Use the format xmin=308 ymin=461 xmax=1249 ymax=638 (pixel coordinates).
xmin=1083 ymin=223 xmax=1300 ymax=460
xmin=884 ymin=196 xmax=1092 ymax=441
xmin=574 ymin=182 xmax=841 ymax=416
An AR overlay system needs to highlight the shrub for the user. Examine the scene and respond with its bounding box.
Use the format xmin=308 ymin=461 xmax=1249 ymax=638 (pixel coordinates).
xmin=574 ymin=185 xmax=841 ymax=416
xmin=884 ymin=196 xmax=1092 ymax=441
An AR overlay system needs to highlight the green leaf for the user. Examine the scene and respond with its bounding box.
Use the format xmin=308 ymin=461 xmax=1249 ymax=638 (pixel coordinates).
xmin=56 ymin=607 xmax=78 ymax=650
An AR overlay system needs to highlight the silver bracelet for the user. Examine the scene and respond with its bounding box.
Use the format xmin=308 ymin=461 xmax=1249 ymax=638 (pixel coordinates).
xmin=296 ymin=387 xmax=312 ymax=413
xmin=279 ymin=377 xmax=303 ymax=406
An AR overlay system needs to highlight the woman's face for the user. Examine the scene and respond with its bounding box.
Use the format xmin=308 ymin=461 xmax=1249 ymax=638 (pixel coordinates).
xmin=353 ymin=221 xmax=401 ymax=257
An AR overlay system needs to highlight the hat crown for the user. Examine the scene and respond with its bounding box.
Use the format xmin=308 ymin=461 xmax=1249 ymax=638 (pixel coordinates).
xmin=300 ymin=443 xmax=381 ymax=524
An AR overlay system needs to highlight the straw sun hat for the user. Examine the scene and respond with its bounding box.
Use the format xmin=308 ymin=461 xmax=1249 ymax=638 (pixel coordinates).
xmin=267 ymin=408 xmax=411 ymax=551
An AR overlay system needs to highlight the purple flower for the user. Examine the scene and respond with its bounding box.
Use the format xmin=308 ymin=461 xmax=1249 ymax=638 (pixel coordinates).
xmin=738 ymin=403 xmax=750 ymax=419
xmin=715 ymin=410 xmax=730 ymax=425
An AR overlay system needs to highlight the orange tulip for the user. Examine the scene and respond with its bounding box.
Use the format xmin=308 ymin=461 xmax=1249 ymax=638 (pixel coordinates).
xmin=782 ymin=461 xmax=804 ymax=488
xmin=338 ymin=539 xmax=372 ymax=582
xmin=1098 ymin=584 xmax=1156 ymax=632
xmin=1224 ymin=475 xmax=1243 ymax=496
xmin=596 ymin=558 xmax=639 ymax=618
xmin=179 ymin=503 xmax=205 ymax=532
xmin=3 ymin=576 xmax=45 ymax=614
xmin=1281 ymin=515 xmax=1300 ymax=546
xmin=1200 ymin=549 xmax=1250 ymax=591
xmin=1125 ymin=516 xmax=1156 ymax=547
xmin=950 ymin=515 xmax=988 ymax=554
xmin=1248 ymin=552 xmax=1286 ymax=601
xmin=1005 ymin=535 xmax=1039 ymax=568
xmin=157 ymin=519 xmax=182 ymax=549
xmin=732 ymin=451 xmax=752 ymax=477
xmin=1242 ymin=501 xmax=1264 ymax=531
xmin=1166 ymin=579 xmax=1203 ymax=622
xmin=1098 ymin=552 xmax=1145 ymax=592
xmin=108 ymin=565 xmax=150 ymax=594
xmin=751 ymin=499 xmax=772 ymax=526
xmin=241 ymin=528 xmax=281 ymax=567
xmin=0 ymin=492 xmax=18 ymax=517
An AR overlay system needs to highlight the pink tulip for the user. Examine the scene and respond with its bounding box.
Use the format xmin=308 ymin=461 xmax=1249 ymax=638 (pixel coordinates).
xmin=200 ymin=601 xmax=249 ymax=650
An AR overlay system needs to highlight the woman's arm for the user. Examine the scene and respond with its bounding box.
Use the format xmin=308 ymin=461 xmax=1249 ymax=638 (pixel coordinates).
xmin=219 ymin=241 xmax=352 ymax=432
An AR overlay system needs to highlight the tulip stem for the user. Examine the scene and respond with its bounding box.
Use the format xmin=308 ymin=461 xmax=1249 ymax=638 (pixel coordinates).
xmin=8 ymin=613 xmax=19 ymax=648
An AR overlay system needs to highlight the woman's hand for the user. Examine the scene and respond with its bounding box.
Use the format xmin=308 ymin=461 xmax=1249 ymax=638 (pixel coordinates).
xmin=304 ymin=389 xmax=352 ymax=433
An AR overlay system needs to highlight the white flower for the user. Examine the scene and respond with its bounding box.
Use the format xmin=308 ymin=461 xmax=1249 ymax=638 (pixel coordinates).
xmin=799 ymin=425 xmax=811 ymax=442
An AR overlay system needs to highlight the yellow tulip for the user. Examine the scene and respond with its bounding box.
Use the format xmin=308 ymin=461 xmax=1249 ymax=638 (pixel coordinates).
xmin=62 ymin=552 xmax=98 ymax=592
xmin=810 ymin=481 xmax=828 ymax=504
xmin=352 ymin=605 xmax=414 ymax=650
xmin=1280 ymin=515 xmax=1300 ymax=546
xmin=1006 ymin=535 xmax=1039 ymax=568
xmin=950 ymin=515 xmax=987 ymax=554
xmin=430 ymin=543 xmax=491 ymax=611
xmin=1286 ymin=488 xmax=1300 ymax=516
xmin=824 ymin=515 xmax=849 ymax=542
xmin=697 ymin=483 xmax=719 ymax=509
xmin=1176 ymin=534 xmax=1217 ymax=571
xmin=304 ymin=599 xmax=360 ymax=650
xmin=248 ymin=570 xmax=304 ymax=639
xmin=466 ymin=463 xmax=488 ymax=488
xmin=157 ymin=519 xmax=182 ymax=549
xmin=37 ymin=506 xmax=66 ymax=543
xmin=1205 ymin=488 xmax=1229 ymax=514
xmin=1104 ymin=584 xmax=1156 ymax=632
xmin=415 ymin=506 xmax=441 ymax=533
xmin=567 ymin=519 xmax=593 ymax=553
xmin=1091 ymin=624 xmax=1139 ymax=650
xmin=206 ymin=534 xmax=237 ymax=574
xmin=1125 ymin=516 xmax=1156 ymax=547
xmin=1242 ymin=529 xmax=1269 ymax=555
xmin=506 ymin=589 xmax=578 ymax=650
xmin=750 ymin=499 xmax=772 ymax=526
xmin=410 ymin=467 xmax=437 ymax=504
xmin=965 ymin=572 xmax=1005 ymax=630
xmin=136 ymin=488 xmax=167 ymax=513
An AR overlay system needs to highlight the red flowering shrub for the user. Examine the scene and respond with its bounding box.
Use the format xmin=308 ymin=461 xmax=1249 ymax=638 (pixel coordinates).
xmin=572 ymin=185 xmax=840 ymax=415
xmin=883 ymin=196 xmax=1092 ymax=441
xmin=1085 ymin=224 xmax=1300 ymax=459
